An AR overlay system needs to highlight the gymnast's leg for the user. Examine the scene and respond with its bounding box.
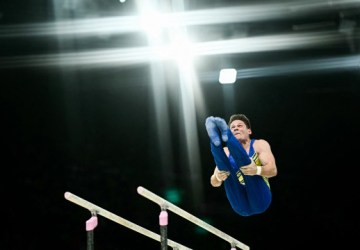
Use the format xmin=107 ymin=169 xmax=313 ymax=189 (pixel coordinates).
xmin=206 ymin=116 xmax=253 ymax=216
xmin=226 ymin=128 xmax=272 ymax=214
xmin=209 ymin=142 xmax=254 ymax=216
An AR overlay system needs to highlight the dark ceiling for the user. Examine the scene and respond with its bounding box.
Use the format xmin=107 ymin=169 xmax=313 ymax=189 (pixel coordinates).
xmin=2 ymin=1 xmax=360 ymax=250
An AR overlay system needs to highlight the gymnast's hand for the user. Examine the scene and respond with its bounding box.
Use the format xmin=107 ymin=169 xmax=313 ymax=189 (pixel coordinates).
xmin=214 ymin=168 xmax=230 ymax=181
xmin=211 ymin=167 xmax=230 ymax=187
xmin=240 ymin=159 xmax=258 ymax=176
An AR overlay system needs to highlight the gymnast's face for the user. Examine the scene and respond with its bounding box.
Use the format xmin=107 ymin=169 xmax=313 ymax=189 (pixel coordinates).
xmin=229 ymin=119 xmax=252 ymax=141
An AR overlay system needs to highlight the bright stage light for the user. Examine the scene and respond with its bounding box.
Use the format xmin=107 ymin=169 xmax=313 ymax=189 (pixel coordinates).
xmin=219 ymin=68 xmax=237 ymax=84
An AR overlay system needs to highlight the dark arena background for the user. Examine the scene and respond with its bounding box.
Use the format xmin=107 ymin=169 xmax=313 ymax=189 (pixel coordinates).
xmin=2 ymin=1 xmax=360 ymax=249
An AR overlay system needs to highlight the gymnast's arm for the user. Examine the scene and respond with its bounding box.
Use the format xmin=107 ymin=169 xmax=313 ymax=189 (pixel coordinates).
xmin=253 ymin=139 xmax=277 ymax=178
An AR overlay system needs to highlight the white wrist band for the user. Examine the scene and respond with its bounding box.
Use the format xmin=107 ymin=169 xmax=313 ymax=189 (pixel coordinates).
xmin=215 ymin=173 xmax=222 ymax=182
xmin=256 ymin=166 xmax=262 ymax=175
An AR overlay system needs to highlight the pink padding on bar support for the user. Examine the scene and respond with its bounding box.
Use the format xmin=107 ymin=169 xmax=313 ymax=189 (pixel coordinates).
xmin=86 ymin=216 xmax=98 ymax=231
xmin=159 ymin=211 xmax=168 ymax=226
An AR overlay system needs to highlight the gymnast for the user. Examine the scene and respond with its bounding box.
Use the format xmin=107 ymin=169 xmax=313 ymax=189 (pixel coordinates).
xmin=205 ymin=114 xmax=278 ymax=216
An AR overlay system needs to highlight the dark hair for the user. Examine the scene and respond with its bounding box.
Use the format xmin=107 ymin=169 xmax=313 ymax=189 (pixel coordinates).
xmin=228 ymin=114 xmax=251 ymax=129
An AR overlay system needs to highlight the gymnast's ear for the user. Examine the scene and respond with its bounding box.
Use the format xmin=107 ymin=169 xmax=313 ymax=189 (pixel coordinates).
xmin=248 ymin=128 xmax=252 ymax=135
